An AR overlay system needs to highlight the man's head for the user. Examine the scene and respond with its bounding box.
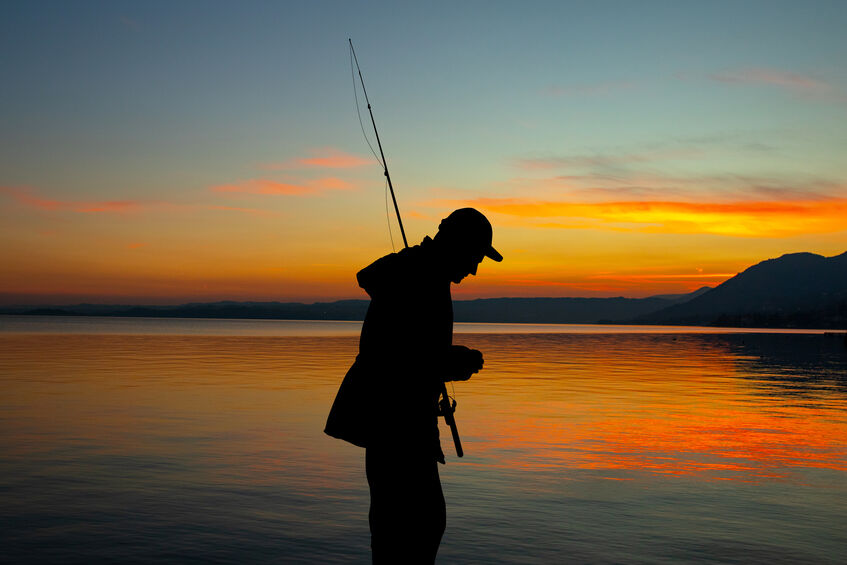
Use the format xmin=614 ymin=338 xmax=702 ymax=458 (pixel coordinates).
xmin=434 ymin=208 xmax=502 ymax=283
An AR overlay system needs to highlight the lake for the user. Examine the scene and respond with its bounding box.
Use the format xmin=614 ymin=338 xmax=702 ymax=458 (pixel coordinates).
xmin=1 ymin=316 xmax=845 ymax=563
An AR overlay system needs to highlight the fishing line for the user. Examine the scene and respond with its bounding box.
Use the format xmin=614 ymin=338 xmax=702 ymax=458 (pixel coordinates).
xmin=384 ymin=177 xmax=396 ymax=252
xmin=350 ymin=43 xmax=384 ymax=169
xmin=351 ymin=41 xmax=396 ymax=250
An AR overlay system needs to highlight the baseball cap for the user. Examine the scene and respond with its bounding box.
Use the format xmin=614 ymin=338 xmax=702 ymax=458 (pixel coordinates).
xmin=438 ymin=208 xmax=503 ymax=262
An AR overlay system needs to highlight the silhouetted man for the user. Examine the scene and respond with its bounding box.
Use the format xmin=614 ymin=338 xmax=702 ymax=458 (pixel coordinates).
xmin=325 ymin=208 xmax=502 ymax=564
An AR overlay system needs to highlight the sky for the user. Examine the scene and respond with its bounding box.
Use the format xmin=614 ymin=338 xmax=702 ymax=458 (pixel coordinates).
xmin=2 ymin=0 xmax=846 ymax=305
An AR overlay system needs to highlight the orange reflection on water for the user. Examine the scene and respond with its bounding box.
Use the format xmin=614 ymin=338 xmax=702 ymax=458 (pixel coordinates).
xmin=454 ymin=333 xmax=847 ymax=482
xmin=2 ymin=330 xmax=845 ymax=489
xmin=576 ymin=408 xmax=847 ymax=479
xmin=0 ymin=334 xmax=364 ymax=494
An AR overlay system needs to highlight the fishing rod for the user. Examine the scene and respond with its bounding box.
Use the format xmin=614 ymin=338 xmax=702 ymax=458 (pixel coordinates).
xmin=349 ymin=38 xmax=464 ymax=458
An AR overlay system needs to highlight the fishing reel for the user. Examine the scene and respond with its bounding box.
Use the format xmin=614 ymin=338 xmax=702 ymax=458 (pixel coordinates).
xmin=436 ymin=393 xmax=457 ymax=417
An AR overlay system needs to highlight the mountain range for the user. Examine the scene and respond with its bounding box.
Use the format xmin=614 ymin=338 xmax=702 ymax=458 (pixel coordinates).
xmin=636 ymin=251 xmax=847 ymax=328
xmin=2 ymin=251 xmax=845 ymax=329
xmin=0 ymin=290 xmax=710 ymax=324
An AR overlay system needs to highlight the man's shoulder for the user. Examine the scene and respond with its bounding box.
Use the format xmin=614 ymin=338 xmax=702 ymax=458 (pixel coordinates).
xmin=357 ymin=239 xmax=436 ymax=295
xmin=365 ymin=240 xmax=431 ymax=273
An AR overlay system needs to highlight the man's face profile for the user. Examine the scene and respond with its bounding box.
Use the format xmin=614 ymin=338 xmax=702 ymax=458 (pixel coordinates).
xmin=434 ymin=207 xmax=500 ymax=284
xmin=446 ymin=247 xmax=485 ymax=284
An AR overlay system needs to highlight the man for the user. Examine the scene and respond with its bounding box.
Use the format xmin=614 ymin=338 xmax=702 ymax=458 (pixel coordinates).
xmin=325 ymin=208 xmax=502 ymax=564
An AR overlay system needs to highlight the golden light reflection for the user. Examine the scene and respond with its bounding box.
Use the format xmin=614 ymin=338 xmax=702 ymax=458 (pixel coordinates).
xmin=455 ymin=333 xmax=847 ymax=481
xmin=2 ymin=331 xmax=845 ymax=487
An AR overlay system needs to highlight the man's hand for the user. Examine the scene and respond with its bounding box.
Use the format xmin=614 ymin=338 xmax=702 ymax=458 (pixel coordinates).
xmin=445 ymin=345 xmax=484 ymax=382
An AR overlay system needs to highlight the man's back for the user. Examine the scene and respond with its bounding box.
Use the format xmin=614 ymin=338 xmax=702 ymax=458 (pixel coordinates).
xmin=325 ymin=237 xmax=451 ymax=460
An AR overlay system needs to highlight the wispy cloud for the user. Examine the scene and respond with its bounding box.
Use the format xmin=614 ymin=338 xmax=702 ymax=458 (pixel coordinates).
xmin=707 ymin=68 xmax=845 ymax=102
xmin=515 ymin=149 xmax=700 ymax=171
xmin=258 ymin=148 xmax=373 ymax=171
xmin=210 ymin=177 xmax=354 ymax=196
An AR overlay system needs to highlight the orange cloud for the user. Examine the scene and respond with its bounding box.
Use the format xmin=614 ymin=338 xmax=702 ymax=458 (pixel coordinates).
xmin=298 ymin=150 xmax=372 ymax=168
xmin=429 ymin=196 xmax=847 ymax=237
xmin=1 ymin=186 xmax=142 ymax=214
xmin=1 ymin=186 xmax=279 ymax=218
xmin=317 ymin=177 xmax=354 ymax=190
xmin=259 ymin=148 xmax=372 ymax=170
xmin=1 ymin=186 xmax=61 ymax=210
xmin=210 ymin=177 xmax=354 ymax=196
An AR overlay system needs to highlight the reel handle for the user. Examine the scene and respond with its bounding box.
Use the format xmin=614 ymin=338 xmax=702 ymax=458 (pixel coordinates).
xmin=439 ymin=382 xmax=463 ymax=457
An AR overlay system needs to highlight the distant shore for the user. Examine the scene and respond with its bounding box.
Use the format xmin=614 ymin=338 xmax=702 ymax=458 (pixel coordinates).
xmin=1 ymin=309 xmax=844 ymax=332
xmin=1 ymin=314 xmax=843 ymax=337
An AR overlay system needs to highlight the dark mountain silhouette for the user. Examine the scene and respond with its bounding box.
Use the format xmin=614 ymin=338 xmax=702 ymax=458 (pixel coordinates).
xmin=637 ymin=251 xmax=847 ymax=328
xmin=4 ymin=300 xmax=372 ymax=321
xmin=452 ymin=287 xmax=710 ymax=324
xmin=1 ymin=288 xmax=708 ymax=324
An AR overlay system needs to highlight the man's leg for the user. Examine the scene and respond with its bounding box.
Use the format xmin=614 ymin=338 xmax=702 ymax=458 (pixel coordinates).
xmin=366 ymin=447 xmax=446 ymax=564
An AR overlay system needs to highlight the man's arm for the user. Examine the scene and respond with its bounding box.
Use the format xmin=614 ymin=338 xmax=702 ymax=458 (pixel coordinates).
xmin=443 ymin=345 xmax=483 ymax=382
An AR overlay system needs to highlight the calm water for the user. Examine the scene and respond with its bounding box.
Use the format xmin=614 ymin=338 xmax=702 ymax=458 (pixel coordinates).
xmin=1 ymin=316 xmax=845 ymax=564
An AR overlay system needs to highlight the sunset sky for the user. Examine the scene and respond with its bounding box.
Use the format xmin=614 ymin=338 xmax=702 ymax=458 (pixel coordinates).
xmin=2 ymin=1 xmax=846 ymax=304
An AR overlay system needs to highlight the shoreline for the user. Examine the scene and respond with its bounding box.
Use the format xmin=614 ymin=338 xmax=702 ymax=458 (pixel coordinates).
xmin=1 ymin=314 xmax=842 ymax=335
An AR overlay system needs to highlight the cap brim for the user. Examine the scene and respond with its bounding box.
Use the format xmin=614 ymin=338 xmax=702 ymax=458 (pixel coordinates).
xmin=485 ymin=246 xmax=503 ymax=262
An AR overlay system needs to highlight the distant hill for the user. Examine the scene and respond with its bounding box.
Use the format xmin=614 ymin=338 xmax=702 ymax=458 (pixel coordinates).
xmin=0 ymin=288 xmax=709 ymax=324
xmin=7 ymin=300 xmax=372 ymax=321
xmin=453 ymin=287 xmax=710 ymax=324
xmin=637 ymin=251 xmax=847 ymax=328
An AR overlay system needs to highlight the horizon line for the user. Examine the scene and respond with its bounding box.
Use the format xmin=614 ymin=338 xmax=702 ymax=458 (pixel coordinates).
xmin=0 ymin=287 xmax=715 ymax=309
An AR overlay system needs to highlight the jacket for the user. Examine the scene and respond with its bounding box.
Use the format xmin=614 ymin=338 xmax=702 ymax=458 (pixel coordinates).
xmin=325 ymin=237 xmax=452 ymax=462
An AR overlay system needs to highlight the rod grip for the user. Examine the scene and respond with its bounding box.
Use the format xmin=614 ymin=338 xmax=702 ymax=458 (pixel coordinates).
xmin=440 ymin=382 xmax=463 ymax=457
